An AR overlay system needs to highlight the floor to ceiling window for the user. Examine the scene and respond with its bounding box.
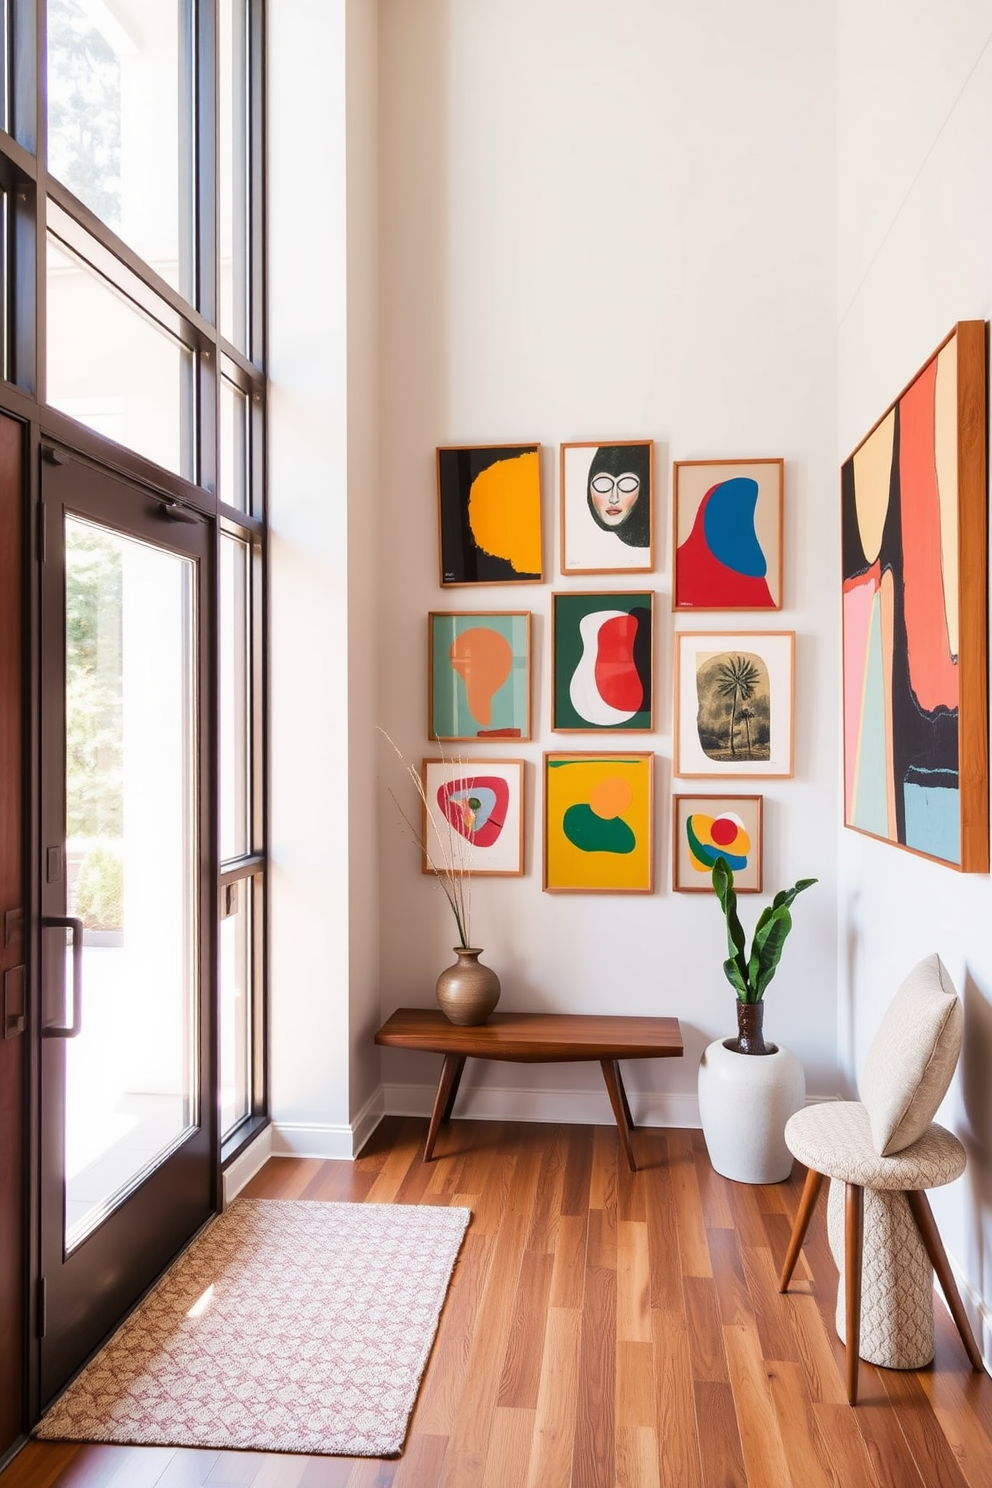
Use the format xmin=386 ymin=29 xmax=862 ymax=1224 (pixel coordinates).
xmin=0 ymin=2 xmax=267 ymax=1419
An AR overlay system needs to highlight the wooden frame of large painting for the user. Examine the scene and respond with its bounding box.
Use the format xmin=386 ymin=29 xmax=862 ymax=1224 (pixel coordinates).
xmin=841 ymin=321 xmax=988 ymax=872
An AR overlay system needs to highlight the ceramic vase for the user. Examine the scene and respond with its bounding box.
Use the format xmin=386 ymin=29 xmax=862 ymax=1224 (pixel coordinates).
xmin=697 ymin=1003 xmax=805 ymax=1183
xmin=435 ymin=948 xmax=500 ymax=1026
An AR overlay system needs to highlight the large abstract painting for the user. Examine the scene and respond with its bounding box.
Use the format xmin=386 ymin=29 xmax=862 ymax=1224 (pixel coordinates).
xmin=841 ymin=321 xmax=988 ymax=871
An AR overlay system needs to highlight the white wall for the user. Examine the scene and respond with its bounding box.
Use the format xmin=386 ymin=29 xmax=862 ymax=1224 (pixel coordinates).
xmin=836 ymin=0 xmax=992 ymax=1358
xmin=267 ymin=0 xmax=381 ymax=1158
xmin=376 ymin=0 xmax=840 ymax=1127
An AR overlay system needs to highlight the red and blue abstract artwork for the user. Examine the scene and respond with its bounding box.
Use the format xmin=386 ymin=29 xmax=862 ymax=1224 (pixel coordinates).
xmin=674 ymin=459 xmax=782 ymax=611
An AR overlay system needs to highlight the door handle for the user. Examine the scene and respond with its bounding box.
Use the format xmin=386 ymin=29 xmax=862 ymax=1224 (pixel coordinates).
xmin=42 ymin=915 xmax=84 ymax=1038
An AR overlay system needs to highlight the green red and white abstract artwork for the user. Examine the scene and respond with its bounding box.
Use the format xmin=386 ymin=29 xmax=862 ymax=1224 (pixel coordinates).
xmin=429 ymin=612 xmax=531 ymax=741
xmin=543 ymin=752 xmax=653 ymax=892
xmin=437 ymin=444 xmax=543 ymax=585
xmin=841 ymin=322 xmax=988 ymax=871
xmin=422 ymin=759 xmax=525 ymax=876
xmin=674 ymin=631 xmax=794 ymax=779
xmin=673 ymin=458 xmax=783 ymax=610
xmin=552 ymin=591 xmax=653 ymax=732
xmin=672 ymin=795 xmax=762 ymax=893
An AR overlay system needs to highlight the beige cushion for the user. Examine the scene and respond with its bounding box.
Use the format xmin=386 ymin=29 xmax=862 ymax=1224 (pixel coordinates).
xmin=859 ymin=953 xmax=963 ymax=1156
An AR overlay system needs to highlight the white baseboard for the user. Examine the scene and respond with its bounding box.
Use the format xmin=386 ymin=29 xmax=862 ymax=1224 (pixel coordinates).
xmin=270 ymin=1086 xmax=386 ymax=1160
xmin=251 ymin=1085 xmax=837 ymax=1172
xmin=222 ymin=1124 xmax=273 ymax=1205
xmin=948 ymin=1256 xmax=992 ymax=1376
xmin=383 ymin=1080 xmax=703 ymax=1130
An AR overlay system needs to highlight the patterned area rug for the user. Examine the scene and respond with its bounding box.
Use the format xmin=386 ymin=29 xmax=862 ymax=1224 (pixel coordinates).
xmin=36 ymin=1198 xmax=470 ymax=1457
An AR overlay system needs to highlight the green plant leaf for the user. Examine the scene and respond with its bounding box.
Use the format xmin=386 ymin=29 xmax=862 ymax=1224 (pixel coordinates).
xmin=771 ymin=877 xmax=818 ymax=912
xmin=722 ymin=955 xmax=748 ymax=998
xmin=749 ymin=906 xmax=793 ymax=998
xmin=712 ymin=857 xmax=746 ymax=965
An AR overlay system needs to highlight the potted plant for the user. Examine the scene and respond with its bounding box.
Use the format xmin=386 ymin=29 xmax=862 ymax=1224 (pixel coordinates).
xmin=697 ymin=859 xmax=817 ymax=1183
xmin=712 ymin=856 xmax=817 ymax=1054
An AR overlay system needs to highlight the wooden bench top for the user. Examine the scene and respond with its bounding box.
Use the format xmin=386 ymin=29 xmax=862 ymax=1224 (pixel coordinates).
xmin=374 ymin=1007 xmax=684 ymax=1063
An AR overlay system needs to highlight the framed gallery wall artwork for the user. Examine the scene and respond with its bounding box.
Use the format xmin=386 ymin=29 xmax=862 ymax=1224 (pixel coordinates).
xmin=429 ymin=611 xmax=531 ymax=741
xmin=559 ymin=439 xmax=654 ymax=575
xmin=841 ymin=320 xmax=988 ymax=872
xmin=674 ymin=631 xmax=795 ymax=778
xmin=672 ymin=795 xmax=763 ymax=893
xmin=437 ymin=444 xmax=543 ymax=586
xmin=673 ymin=458 xmax=783 ymax=610
xmin=544 ymin=752 xmax=654 ymax=892
xmin=552 ymin=591 xmax=654 ymax=732
xmin=422 ymin=759 xmax=525 ymax=876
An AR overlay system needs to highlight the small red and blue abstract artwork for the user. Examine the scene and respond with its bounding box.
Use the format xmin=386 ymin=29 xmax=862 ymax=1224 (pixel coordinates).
xmin=674 ymin=459 xmax=783 ymax=611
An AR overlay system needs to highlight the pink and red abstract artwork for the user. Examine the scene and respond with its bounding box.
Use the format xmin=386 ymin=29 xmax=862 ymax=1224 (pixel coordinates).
xmin=841 ymin=322 xmax=988 ymax=871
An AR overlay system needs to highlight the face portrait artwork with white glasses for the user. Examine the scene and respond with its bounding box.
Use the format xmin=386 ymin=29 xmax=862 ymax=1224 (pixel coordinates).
xmin=559 ymin=440 xmax=654 ymax=575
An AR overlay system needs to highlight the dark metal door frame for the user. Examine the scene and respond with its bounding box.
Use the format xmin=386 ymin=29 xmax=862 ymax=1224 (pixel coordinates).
xmin=36 ymin=447 xmax=218 ymax=1409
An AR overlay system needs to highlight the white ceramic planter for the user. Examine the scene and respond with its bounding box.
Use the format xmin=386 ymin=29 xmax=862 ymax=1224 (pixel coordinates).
xmin=697 ymin=1037 xmax=805 ymax=1183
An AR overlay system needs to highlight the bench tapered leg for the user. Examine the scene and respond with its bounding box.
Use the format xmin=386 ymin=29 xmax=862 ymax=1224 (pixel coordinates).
xmin=424 ymin=1054 xmax=466 ymax=1161
xmin=601 ymin=1058 xmax=637 ymax=1172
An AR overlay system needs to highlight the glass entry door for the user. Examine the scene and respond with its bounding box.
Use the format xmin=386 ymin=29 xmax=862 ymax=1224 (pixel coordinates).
xmin=39 ymin=455 xmax=215 ymax=1405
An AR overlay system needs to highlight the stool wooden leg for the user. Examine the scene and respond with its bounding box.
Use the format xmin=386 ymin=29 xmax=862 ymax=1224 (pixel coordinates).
xmin=424 ymin=1054 xmax=466 ymax=1161
xmin=906 ymin=1189 xmax=986 ymax=1373
xmin=845 ymin=1182 xmax=864 ymax=1405
xmin=779 ymin=1166 xmax=824 ymax=1291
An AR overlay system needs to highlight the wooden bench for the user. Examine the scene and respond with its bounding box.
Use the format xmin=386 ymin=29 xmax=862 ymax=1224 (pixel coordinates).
xmin=374 ymin=1008 xmax=684 ymax=1171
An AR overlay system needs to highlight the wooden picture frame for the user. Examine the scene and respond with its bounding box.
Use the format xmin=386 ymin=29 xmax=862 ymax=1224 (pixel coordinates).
xmin=436 ymin=443 xmax=543 ymax=586
xmin=672 ymin=794 xmax=763 ymax=893
xmin=543 ymin=751 xmax=654 ymax=893
xmin=672 ymin=457 xmax=783 ymax=610
xmin=841 ymin=320 xmax=988 ymax=871
xmin=422 ymin=759 xmax=525 ymax=876
xmin=551 ymin=591 xmax=654 ymax=732
xmin=674 ymin=631 xmax=795 ymax=778
xmin=559 ymin=439 xmax=654 ymax=575
xmin=428 ymin=611 xmax=531 ymax=741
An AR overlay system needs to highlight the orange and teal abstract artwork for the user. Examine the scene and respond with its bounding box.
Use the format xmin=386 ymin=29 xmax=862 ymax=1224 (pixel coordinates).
xmin=429 ymin=611 xmax=530 ymax=740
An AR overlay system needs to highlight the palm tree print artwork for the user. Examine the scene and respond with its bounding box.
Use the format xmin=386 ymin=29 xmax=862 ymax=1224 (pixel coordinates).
xmin=695 ymin=650 xmax=771 ymax=762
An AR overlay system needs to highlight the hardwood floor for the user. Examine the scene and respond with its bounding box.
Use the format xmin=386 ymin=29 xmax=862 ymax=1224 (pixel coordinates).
xmin=3 ymin=1117 xmax=991 ymax=1488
